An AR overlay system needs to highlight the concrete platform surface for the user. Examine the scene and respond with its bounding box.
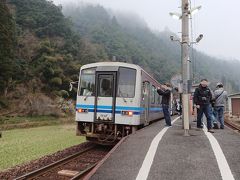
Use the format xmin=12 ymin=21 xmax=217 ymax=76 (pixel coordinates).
xmin=90 ymin=116 xmax=240 ymax=180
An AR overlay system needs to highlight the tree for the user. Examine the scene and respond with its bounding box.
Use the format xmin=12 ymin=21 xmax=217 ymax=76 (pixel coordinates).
xmin=0 ymin=0 xmax=15 ymax=96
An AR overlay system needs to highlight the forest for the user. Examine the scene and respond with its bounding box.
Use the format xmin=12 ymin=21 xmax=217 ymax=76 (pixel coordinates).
xmin=1 ymin=0 xmax=240 ymax=115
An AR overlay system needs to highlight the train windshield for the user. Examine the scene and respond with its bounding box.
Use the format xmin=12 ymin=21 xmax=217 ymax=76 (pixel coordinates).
xmin=79 ymin=68 xmax=96 ymax=96
xmin=118 ymin=67 xmax=136 ymax=98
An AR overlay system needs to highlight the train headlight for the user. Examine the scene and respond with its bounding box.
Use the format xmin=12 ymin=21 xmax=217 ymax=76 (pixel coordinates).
xmin=77 ymin=108 xmax=88 ymax=113
xmin=121 ymin=111 xmax=133 ymax=116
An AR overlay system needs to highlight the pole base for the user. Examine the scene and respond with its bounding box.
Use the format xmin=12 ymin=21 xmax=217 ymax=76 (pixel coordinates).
xmin=183 ymin=129 xmax=190 ymax=136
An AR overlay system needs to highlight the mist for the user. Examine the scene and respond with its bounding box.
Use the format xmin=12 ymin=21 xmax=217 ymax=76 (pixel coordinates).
xmin=52 ymin=0 xmax=240 ymax=61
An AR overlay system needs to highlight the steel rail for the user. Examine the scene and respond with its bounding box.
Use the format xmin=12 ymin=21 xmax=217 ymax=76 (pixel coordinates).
xmin=14 ymin=145 xmax=96 ymax=180
xmin=13 ymin=117 xmax=169 ymax=180
xmin=225 ymin=119 xmax=240 ymax=132
xmin=70 ymin=162 xmax=98 ymax=180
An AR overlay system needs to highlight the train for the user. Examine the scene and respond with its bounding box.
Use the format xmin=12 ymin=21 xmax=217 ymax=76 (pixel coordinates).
xmin=75 ymin=62 xmax=176 ymax=145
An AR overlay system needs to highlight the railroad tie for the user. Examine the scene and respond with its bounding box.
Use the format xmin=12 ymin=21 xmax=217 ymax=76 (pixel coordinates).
xmin=58 ymin=170 xmax=79 ymax=177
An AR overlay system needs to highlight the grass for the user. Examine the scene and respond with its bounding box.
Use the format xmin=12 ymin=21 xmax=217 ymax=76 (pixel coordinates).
xmin=0 ymin=116 xmax=73 ymax=130
xmin=0 ymin=124 xmax=85 ymax=171
xmin=0 ymin=116 xmax=59 ymax=124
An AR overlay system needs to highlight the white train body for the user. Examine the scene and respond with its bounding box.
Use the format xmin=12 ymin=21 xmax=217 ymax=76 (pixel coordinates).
xmin=76 ymin=62 xmax=166 ymax=144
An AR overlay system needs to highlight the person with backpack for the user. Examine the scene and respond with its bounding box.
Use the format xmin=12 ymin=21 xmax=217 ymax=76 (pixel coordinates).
xmin=193 ymin=79 xmax=214 ymax=133
xmin=213 ymin=83 xmax=228 ymax=129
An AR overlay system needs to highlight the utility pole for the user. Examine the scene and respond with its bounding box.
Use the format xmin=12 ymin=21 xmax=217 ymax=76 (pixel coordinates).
xmin=181 ymin=0 xmax=191 ymax=136
xmin=170 ymin=1 xmax=202 ymax=136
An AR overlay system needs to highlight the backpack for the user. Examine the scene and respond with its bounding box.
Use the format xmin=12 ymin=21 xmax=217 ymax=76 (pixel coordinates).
xmin=211 ymin=90 xmax=224 ymax=107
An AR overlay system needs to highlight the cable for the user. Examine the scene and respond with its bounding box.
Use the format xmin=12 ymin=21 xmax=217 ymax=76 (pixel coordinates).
xmin=189 ymin=0 xmax=197 ymax=83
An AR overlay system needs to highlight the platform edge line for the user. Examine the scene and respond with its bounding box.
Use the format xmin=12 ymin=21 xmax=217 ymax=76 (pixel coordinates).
xmin=203 ymin=125 xmax=235 ymax=180
xmin=135 ymin=116 xmax=180 ymax=180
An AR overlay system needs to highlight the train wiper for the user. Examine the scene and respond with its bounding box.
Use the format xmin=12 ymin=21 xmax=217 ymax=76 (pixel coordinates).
xmin=119 ymin=89 xmax=127 ymax=103
xmin=84 ymin=91 xmax=92 ymax=101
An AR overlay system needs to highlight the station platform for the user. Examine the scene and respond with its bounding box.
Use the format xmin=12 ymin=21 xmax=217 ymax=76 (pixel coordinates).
xmin=90 ymin=116 xmax=240 ymax=180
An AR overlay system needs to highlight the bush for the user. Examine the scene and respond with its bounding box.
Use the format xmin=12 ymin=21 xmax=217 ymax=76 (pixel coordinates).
xmin=52 ymin=90 xmax=69 ymax=98
xmin=44 ymin=67 xmax=55 ymax=77
xmin=58 ymin=90 xmax=69 ymax=98
xmin=0 ymin=97 xmax=9 ymax=109
xmin=53 ymin=68 xmax=63 ymax=76
xmin=50 ymin=77 xmax=62 ymax=86
xmin=45 ymin=56 xmax=58 ymax=63
xmin=70 ymin=74 xmax=79 ymax=81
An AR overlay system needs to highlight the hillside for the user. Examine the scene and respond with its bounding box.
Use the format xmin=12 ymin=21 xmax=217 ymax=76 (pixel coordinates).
xmin=0 ymin=0 xmax=107 ymax=115
xmin=62 ymin=3 xmax=240 ymax=92
xmin=0 ymin=0 xmax=240 ymax=115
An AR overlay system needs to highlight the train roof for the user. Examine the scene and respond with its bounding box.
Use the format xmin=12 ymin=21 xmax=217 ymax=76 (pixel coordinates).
xmin=80 ymin=61 xmax=141 ymax=70
xmin=80 ymin=61 xmax=162 ymax=86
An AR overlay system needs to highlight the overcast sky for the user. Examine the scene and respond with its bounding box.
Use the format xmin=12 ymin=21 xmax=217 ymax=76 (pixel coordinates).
xmin=53 ymin=0 xmax=240 ymax=61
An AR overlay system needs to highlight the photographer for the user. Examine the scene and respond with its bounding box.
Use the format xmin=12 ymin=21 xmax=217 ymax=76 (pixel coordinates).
xmin=193 ymin=79 xmax=214 ymax=133
xmin=157 ymin=83 xmax=172 ymax=126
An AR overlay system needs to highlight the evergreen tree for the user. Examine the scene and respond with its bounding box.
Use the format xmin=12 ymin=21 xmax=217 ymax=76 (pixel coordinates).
xmin=0 ymin=0 xmax=15 ymax=96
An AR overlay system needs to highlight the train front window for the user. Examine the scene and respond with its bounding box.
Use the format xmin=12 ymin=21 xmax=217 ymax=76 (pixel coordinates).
xmin=79 ymin=68 xmax=96 ymax=96
xmin=118 ymin=67 xmax=136 ymax=98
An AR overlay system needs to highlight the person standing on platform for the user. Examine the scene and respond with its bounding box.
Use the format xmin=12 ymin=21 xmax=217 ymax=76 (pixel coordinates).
xmin=209 ymin=90 xmax=217 ymax=128
xmin=213 ymin=82 xmax=228 ymax=129
xmin=193 ymin=79 xmax=214 ymax=133
xmin=174 ymin=87 xmax=182 ymax=115
xmin=157 ymin=83 xmax=172 ymax=127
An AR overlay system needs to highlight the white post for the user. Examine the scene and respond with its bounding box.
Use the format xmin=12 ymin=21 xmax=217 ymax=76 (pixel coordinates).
xmin=181 ymin=0 xmax=191 ymax=136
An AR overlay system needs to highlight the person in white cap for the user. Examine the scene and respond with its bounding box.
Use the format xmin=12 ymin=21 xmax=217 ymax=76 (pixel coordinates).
xmin=213 ymin=83 xmax=228 ymax=129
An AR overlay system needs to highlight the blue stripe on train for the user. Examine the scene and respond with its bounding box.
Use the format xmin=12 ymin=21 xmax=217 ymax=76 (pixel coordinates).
xmin=149 ymin=107 xmax=162 ymax=111
xmin=87 ymin=109 xmax=141 ymax=115
xmin=76 ymin=104 xmax=145 ymax=111
xmin=76 ymin=104 xmax=162 ymax=114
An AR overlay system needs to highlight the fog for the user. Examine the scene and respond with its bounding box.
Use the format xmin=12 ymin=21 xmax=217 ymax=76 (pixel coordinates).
xmin=53 ymin=0 xmax=240 ymax=61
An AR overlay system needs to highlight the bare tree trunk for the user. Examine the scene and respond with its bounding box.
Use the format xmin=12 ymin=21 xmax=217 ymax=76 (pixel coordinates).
xmin=4 ymin=86 xmax=8 ymax=97
xmin=3 ymin=77 xmax=12 ymax=97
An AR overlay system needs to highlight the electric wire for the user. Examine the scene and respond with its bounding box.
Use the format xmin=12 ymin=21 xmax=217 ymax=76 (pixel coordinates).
xmin=189 ymin=0 xmax=197 ymax=83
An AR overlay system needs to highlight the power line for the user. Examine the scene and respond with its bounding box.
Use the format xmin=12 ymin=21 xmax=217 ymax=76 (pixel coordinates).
xmin=189 ymin=0 xmax=197 ymax=83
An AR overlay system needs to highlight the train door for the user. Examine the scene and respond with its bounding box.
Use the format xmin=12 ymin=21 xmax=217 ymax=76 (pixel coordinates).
xmin=95 ymin=72 xmax=116 ymax=122
xmin=143 ymin=81 xmax=150 ymax=125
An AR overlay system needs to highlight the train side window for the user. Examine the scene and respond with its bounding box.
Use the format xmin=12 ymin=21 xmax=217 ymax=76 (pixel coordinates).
xmin=79 ymin=68 xmax=96 ymax=96
xmin=155 ymin=90 xmax=159 ymax=104
xmin=117 ymin=67 xmax=136 ymax=98
xmin=142 ymin=82 xmax=146 ymax=101
xmin=151 ymin=85 xmax=155 ymax=104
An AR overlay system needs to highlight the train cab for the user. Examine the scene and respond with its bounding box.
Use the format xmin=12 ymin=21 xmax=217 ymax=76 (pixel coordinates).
xmin=75 ymin=62 xmax=164 ymax=144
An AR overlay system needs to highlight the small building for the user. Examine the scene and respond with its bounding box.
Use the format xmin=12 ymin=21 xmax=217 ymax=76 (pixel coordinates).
xmin=228 ymin=93 xmax=240 ymax=117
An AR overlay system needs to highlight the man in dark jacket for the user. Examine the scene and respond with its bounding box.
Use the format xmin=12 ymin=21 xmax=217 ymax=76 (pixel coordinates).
xmin=193 ymin=79 xmax=214 ymax=133
xmin=157 ymin=83 xmax=172 ymax=126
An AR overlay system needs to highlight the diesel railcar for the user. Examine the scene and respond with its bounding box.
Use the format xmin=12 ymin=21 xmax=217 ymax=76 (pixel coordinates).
xmin=75 ymin=62 xmax=172 ymax=145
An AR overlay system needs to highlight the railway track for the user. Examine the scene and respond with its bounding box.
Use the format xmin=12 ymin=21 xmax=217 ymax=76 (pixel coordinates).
xmin=225 ymin=119 xmax=240 ymax=132
xmin=15 ymin=145 xmax=111 ymax=180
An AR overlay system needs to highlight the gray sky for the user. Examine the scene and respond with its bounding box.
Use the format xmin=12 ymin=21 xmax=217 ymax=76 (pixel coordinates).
xmin=53 ymin=0 xmax=240 ymax=61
